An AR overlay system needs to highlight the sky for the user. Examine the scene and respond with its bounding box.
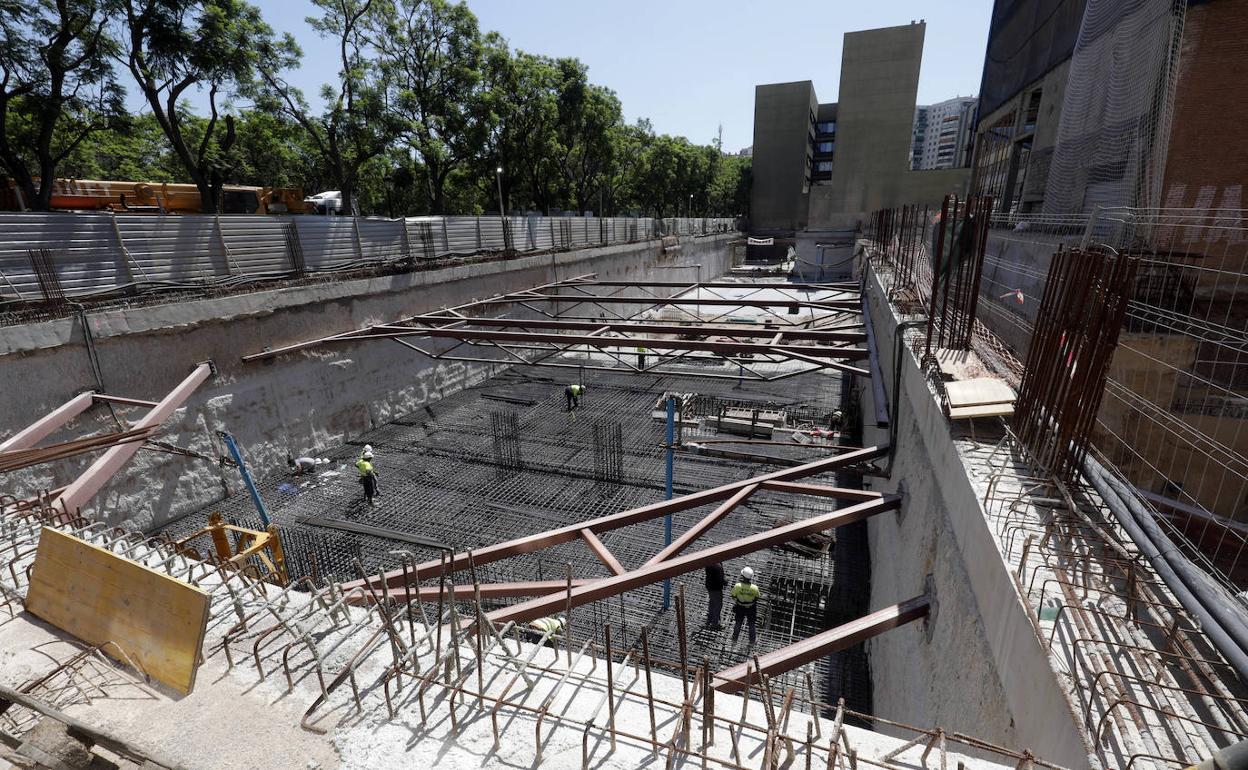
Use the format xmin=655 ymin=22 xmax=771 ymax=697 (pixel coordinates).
xmin=198 ymin=0 xmax=995 ymax=153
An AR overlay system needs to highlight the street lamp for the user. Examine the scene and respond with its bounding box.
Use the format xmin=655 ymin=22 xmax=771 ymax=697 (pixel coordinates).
xmin=495 ymin=166 xmax=508 ymax=253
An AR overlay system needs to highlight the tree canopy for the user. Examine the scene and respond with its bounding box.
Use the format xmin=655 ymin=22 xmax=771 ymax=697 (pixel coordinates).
xmin=0 ymin=0 xmax=750 ymax=217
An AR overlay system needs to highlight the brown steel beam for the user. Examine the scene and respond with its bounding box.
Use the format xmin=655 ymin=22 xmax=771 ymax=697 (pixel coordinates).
xmin=53 ymin=362 xmax=215 ymax=515
xmin=480 ymin=494 xmax=901 ymax=629
xmin=410 ymin=579 xmax=592 ymax=601
xmin=91 ymin=394 xmax=161 ymax=409
xmin=712 ymin=595 xmax=930 ymax=693
xmin=314 ymin=326 xmax=867 ymax=360
xmin=385 ymin=317 xmax=868 ymax=344
xmin=759 ymin=480 xmax=884 ymax=503
xmin=479 ymin=294 xmax=861 ymax=311
xmin=0 ymin=392 xmax=96 ymax=453
xmin=341 ymin=445 xmax=889 ymax=595
xmin=643 ymin=483 xmax=759 ymax=567
xmin=580 ymin=529 xmax=627 ymax=576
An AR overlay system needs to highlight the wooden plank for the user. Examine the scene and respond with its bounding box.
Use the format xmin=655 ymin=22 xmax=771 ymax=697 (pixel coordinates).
xmin=944 ymin=377 xmax=1015 ymax=409
xmin=948 ymin=403 xmax=1015 ymax=419
xmin=24 ymin=528 xmax=210 ymax=695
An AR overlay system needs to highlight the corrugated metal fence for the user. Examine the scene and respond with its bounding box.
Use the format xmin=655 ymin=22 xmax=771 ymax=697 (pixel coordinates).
xmin=0 ymin=213 xmax=738 ymax=304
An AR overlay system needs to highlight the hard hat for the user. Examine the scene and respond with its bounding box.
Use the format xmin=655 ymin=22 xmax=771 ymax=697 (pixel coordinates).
xmin=741 ymin=566 xmax=754 ymax=581
xmin=362 ymin=450 xmax=374 ymax=460
xmin=362 ymin=444 xmax=373 ymax=454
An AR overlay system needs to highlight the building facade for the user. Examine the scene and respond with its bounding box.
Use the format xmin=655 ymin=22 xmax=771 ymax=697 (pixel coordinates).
xmin=911 ymin=96 xmax=977 ymax=170
xmin=749 ymin=22 xmax=969 ymax=238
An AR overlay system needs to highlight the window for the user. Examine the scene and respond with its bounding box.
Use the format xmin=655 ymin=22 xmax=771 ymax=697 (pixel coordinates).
xmin=816 ymin=161 xmax=833 ymax=172
xmin=816 ymin=121 xmax=836 ymax=134
xmin=815 ymin=141 xmax=834 ymax=153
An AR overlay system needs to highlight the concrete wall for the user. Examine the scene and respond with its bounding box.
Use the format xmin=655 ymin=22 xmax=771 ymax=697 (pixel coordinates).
xmin=0 ymin=234 xmax=735 ymax=530
xmin=808 ymin=23 xmax=969 ymax=229
xmin=856 ymin=266 xmax=1094 ymax=768
xmin=750 ymin=82 xmax=817 ymax=233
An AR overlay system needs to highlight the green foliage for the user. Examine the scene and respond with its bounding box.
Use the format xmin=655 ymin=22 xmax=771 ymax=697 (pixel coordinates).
xmin=119 ymin=0 xmax=288 ymax=212
xmin=7 ymin=0 xmax=749 ymax=218
xmin=0 ymin=0 xmax=125 ymax=209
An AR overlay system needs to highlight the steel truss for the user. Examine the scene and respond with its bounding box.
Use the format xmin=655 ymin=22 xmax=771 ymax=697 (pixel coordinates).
xmin=0 ymin=362 xmax=215 ymax=515
xmin=242 ymin=275 xmax=871 ymax=381
xmin=345 ymin=445 xmax=928 ymax=689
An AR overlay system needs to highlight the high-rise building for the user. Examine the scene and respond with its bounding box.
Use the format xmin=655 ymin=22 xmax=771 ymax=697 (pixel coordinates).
xmin=749 ymin=22 xmax=970 ymax=239
xmin=911 ymin=97 xmax=976 ymax=170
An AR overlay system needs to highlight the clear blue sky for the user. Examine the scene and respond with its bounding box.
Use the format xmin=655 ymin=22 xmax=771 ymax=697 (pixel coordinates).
xmin=213 ymin=0 xmax=995 ymax=153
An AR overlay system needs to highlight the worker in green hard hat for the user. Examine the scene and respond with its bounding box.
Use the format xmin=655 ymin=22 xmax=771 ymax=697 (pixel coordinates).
xmin=564 ymin=383 xmax=585 ymax=412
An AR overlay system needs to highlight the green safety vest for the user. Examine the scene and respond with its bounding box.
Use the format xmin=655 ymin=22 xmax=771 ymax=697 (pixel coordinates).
xmin=731 ymin=581 xmax=760 ymax=606
xmin=569 ymin=385 xmax=583 ymax=396
xmin=356 ymin=459 xmax=374 ymax=476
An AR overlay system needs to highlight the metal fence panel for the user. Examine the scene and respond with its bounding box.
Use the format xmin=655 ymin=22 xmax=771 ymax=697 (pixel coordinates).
xmin=0 ymin=213 xmax=122 ymax=299
xmin=218 ymin=216 xmax=290 ymax=277
xmin=0 ymin=212 xmax=738 ymax=304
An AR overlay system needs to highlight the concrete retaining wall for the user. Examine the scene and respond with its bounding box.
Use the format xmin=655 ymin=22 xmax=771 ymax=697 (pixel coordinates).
xmin=856 ymin=266 xmax=1094 ymax=768
xmin=0 ymin=234 xmax=734 ymax=530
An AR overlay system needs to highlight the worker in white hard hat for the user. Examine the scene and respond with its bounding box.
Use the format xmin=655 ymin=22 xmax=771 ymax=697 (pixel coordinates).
xmin=356 ymin=449 xmax=380 ymax=506
xmin=564 ymin=383 xmax=585 ymax=412
xmin=730 ymin=566 xmax=761 ymax=647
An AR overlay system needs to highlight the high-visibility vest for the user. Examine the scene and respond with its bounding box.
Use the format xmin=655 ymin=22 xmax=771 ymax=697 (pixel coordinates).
xmin=529 ymin=616 xmax=564 ymax=635
xmin=356 ymin=459 xmax=374 ymax=476
xmin=730 ymin=581 xmax=760 ymax=607
xmin=568 ymin=384 xmax=583 ymax=396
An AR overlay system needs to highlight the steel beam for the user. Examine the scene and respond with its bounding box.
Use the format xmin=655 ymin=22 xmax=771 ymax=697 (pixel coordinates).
xmin=581 ymin=529 xmax=627 ymax=576
xmin=0 ymin=392 xmax=95 ymax=452
xmin=643 ymin=483 xmax=759 ymax=567
xmin=480 ymin=294 xmax=861 ymax=311
xmin=341 ymin=444 xmax=889 ymax=595
xmin=53 ymin=362 xmax=214 ymax=515
xmin=758 ymin=481 xmax=884 ymax=503
xmin=480 ymin=494 xmax=901 ymax=629
xmin=385 ymin=317 xmax=868 ymax=344
xmin=711 ymin=595 xmax=930 ymax=693
xmin=315 ymin=326 xmax=867 ymax=360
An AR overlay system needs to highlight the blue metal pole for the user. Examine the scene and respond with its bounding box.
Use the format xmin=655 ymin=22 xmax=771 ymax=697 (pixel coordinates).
xmin=662 ymin=395 xmax=675 ymax=610
xmin=219 ymin=431 xmax=271 ymax=527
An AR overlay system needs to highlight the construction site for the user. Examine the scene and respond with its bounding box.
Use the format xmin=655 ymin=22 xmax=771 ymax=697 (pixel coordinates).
xmin=5 ymin=2 xmax=1248 ymax=769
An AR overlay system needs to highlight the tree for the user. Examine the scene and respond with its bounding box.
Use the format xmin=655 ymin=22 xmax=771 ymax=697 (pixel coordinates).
xmin=551 ymin=59 xmax=620 ymax=214
xmin=258 ymin=0 xmax=396 ymax=216
xmin=118 ymin=0 xmax=279 ymax=213
xmin=0 ymin=0 xmax=124 ymax=210
xmin=481 ymin=42 xmax=562 ymax=213
xmin=377 ymin=0 xmax=489 ymax=215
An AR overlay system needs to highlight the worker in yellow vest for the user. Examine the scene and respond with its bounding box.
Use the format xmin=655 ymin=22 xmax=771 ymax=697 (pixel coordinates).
xmin=526 ymin=614 xmax=567 ymax=645
xmin=730 ymin=566 xmax=761 ymax=647
xmin=564 ymin=383 xmax=585 ymax=412
xmin=356 ymin=449 xmax=380 ymax=506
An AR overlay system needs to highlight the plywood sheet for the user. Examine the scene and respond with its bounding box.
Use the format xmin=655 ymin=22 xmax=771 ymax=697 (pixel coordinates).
xmin=948 ymin=403 xmax=1016 ymax=419
xmin=945 ymin=377 xmax=1016 ymax=409
xmin=25 ymin=527 xmax=209 ymax=694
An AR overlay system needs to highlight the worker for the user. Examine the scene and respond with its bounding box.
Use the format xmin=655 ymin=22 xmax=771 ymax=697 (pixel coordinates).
xmin=356 ymin=449 xmax=380 ymax=506
xmin=730 ymin=566 xmax=761 ymax=647
xmin=525 ymin=614 xmax=566 ymax=645
xmin=704 ymin=563 xmax=727 ymax=630
xmin=564 ymin=383 xmax=585 ymax=412
xmin=287 ymin=453 xmax=328 ymax=475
